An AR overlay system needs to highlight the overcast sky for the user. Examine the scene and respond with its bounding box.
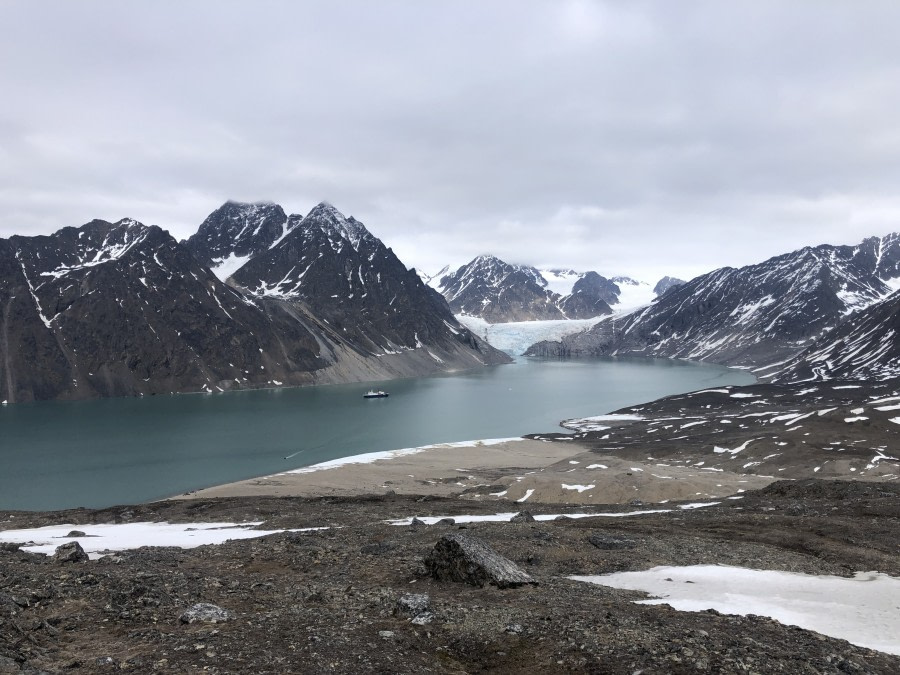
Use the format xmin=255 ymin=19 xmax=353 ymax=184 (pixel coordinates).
xmin=2 ymin=1 xmax=900 ymax=282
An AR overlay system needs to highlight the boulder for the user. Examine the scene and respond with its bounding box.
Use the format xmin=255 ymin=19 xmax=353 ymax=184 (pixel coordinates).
xmin=424 ymin=533 xmax=536 ymax=589
xmin=510 ymin=511 xmax=535 ymax=523
xmin=394 ymin=593 xmax=430 ymax=619
xmin=179 ymin=603 xmax=234 ymax=624
xmin=588 ymin=534 xmax=636 ymax=550
xmin=53 ymin=541 xmax=89 ymax=563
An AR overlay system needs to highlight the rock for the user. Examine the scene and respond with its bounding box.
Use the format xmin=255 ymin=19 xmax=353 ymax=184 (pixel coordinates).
xmin=411 ymin=612 xmax=435 ymax=625
xmin=410 ymin=517 xmax=427 ymax=528
xmin=505 ymin=623 xmax=525 ymax=634
xmin=510 ymin=511 xmax=535 ymax=523
xmin=66 ymin=530 xmax=86 ymax=537
xmin=378 ymin=630 xmax=395 ymax=639
xmin=588 ymin=534 xmax=637 ymax=550
xmin=0 ymin=542 xmax=22 ymax=552
xmin=435 ymin=518 xmax=456 ymax=526
xmin=53 ymin=541 xmax=89 ymax=563
xmin=394 ymin=593 xmax=430 ymax=618
xmin=424 ymin=533 xmax=537 ymax=589
xmin=179 ymin=603 xmax=234 ymax=624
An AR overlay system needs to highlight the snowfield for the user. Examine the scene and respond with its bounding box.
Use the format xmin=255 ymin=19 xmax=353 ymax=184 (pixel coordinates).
xmin=570 ymin=564 xmax=900 ymax=656
xmin=0 ymin=522 xmax=326 ymax=559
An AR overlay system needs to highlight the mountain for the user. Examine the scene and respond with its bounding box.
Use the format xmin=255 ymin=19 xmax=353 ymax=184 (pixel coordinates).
xmin=775 ymin=287 xmax=900 ymax=382
xmin=229 ymin=202 xmax=487 ymax=360
xmin=436 ymin=255 xmax=616 ymax=322
xmin=653 ymin=276 xmax=685 ymax=296
xmin=0 ymin=218 xmax=325 ymax=402
xmin=0 ymin=205 xmax=508 ymax=403
xmin=526 ymin=234 xmax=900 ymax=372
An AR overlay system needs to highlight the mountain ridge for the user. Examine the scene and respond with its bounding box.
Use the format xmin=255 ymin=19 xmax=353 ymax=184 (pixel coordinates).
xmin=525 ymin=233 xmax=900 ymax=374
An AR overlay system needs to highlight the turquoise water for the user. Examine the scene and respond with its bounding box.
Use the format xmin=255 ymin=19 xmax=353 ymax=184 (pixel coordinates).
xmin=0 ymin=357 xmax=754 ymax=511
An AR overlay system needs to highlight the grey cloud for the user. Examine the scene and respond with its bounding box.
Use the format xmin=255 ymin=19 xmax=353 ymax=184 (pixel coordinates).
xmin=2 ymin=1 xmax=900 ymax=283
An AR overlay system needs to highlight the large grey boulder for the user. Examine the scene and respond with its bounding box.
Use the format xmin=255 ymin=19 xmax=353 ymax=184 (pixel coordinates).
xmin=424 ymin=533 xmax=536 ymax=589
xmin=510 ymin=511 xmax=535 ymax=523
xmin=53 ymin=541 xmax=89 ymax=563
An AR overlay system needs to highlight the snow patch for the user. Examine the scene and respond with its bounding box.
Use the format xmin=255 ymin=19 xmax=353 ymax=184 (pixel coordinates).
xmin=570 ymin=565 xmax=900 ymax=656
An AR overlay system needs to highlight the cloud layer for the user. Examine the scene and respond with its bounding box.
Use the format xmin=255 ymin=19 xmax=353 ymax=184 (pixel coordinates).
xmin=2 ymin=1 xmax=900 ymax=281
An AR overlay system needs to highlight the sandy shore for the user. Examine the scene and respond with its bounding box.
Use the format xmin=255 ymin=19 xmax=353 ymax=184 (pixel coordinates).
xmin=177 ymin=437 xmax=773 ymax=505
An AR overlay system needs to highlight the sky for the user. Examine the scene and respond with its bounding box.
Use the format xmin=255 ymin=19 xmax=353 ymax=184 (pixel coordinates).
xmin=2 ymin=1 xmax=900 ymax=282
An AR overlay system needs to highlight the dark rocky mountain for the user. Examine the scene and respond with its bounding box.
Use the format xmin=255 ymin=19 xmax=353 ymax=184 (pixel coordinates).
xmin=527 ymin=234 xmax=900 ymax=373
xmin=653 ymin=275 xmax=685 ymax=296
xmin=230 ymin=202 xmax=489 ymax=359
xmin=557 ymin=271 xmax=619 ymax=319
xmin=436 ymin=255 xmax=616 ymax=322
xmin=775 ymin=287 xmax=900 ymax=382
xmin=0 ymin=218 xmax=324 ymax=402
xmin=0 ymin=206 xmax=508 ymax=403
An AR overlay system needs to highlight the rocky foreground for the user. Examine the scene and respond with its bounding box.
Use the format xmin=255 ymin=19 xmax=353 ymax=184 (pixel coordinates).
xmin=2 ymin=377 xmax=899 ymax=673
xmin=1 ymin=479 xmax=899 ymax=674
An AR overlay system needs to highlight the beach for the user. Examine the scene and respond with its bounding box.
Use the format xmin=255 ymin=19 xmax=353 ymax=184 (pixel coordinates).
xmin=176 ymin=436 xmax=774 ymax=504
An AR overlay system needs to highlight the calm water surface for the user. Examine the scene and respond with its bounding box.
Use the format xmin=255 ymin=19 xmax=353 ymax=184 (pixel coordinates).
xmin=0 ymin=357 xmax=754 ymax=511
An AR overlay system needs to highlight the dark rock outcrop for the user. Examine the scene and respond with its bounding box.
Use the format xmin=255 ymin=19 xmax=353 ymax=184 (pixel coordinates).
xmin=424 ymin=533 xmax=536 ymax=588
xmin=53 ymin=541 xmax=89 ymax=563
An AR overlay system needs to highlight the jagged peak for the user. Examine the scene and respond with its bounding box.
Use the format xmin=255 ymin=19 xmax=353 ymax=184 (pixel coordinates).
xmin=302 ymin=201 xmax=372 ymax=250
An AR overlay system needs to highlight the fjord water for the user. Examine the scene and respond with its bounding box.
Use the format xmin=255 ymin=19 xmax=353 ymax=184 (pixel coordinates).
xmin=0 ymin=357 xmax=754 ymax=511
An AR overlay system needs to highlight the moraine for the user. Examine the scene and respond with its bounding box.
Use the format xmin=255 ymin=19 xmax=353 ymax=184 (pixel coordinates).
xmin=0 ymin=357 xmax=752 ymax=511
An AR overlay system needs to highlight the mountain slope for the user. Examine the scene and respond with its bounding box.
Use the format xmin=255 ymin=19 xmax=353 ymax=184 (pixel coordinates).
xmin=775 ymin=289 xmax=900 ymax=382
xmin=527 ymin=234 xmax=900 ymax=371
xmin=1 ymin=219 xmax=324 ymax=402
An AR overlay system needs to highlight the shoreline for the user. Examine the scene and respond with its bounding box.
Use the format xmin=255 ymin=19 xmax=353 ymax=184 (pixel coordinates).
xmin=175 ymin=435 xmax=775 ymax=505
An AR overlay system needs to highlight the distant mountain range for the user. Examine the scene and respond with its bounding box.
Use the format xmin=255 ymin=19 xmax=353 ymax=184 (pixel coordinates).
xmin=0 ymin=202 xmax=508 ymax=403
xmin=527 ymin=234 xmax=900 ymax=381
xmin=428 ymin=254 xmax=681 ymax=323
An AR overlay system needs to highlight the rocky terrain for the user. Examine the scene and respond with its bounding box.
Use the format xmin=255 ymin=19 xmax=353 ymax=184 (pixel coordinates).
xmin=0 ymin=203 xmax=508 ymax=403
xmin=527 ymin=233 xmax=900 ymax=373
xmin=1 ymin=377 xmax=899 ymax=673
xmin=1 ymin=480 xmax=898 ymax=674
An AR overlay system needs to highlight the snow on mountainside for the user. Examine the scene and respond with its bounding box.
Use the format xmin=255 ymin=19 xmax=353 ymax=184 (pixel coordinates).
xmin=775 ymin=287 xmax=900 ymax=382
xmin=527 ymin=233 xmax=900 ymax=374
xmin=437 ymin=255 xmax=618 ymax=322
